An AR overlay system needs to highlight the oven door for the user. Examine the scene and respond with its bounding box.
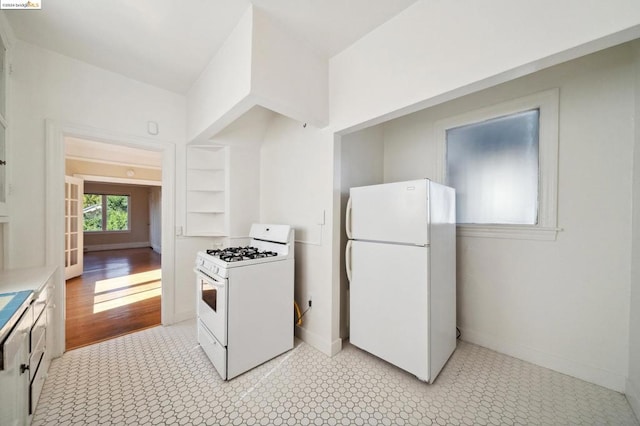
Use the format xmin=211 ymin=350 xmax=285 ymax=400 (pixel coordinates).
xmin=195 ymin=268 xmax=228 ymax=346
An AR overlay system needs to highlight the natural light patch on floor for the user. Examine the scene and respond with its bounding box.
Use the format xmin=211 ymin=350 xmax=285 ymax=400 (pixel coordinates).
xmin=93 ymin=269 xmax=161 ymax=313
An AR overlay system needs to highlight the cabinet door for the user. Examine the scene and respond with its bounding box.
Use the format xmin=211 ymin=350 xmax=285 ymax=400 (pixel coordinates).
xmin=0 ymin=308 xmax=31 ymax=426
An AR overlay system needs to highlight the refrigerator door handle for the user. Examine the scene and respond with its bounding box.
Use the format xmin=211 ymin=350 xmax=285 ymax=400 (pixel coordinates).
xmin=345 ymin=240 xmax=353 ymax=282
xmin=345 ymin=197 xmax=353 ymax=239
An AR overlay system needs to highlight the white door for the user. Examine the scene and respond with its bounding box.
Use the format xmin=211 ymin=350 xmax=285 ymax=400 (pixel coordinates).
xmin=348 ymin=240 xmax=430 ymax=380
xmin=64 ymin=176 xmax=84 ymax=280
xmin=349 ymin=179 xmax=429 ymax=245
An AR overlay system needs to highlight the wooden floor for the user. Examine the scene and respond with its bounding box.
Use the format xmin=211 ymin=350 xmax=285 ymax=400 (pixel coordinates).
xmin=65 ymin=247 xmax=162 ymax=350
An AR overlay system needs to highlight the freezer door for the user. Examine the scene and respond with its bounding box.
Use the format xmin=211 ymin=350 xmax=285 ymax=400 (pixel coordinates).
xmin=349 ymin=240 xmax=430 ymax=380
xmin=350 ymin=179 xmax=429 ymax=245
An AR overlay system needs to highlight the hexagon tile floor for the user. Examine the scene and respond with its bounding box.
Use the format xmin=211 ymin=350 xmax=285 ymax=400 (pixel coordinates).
xmin=33 ymin=320 xmax=639 ymax=426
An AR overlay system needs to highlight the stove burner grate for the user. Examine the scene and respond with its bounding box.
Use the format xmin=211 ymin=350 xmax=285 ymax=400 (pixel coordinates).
xmin=206 ymin=246 xmax=278 ymax=262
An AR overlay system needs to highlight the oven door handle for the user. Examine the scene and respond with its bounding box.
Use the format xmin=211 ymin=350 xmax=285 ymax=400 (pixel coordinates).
xmin=193 ymin=268 xmax=226 ymax=288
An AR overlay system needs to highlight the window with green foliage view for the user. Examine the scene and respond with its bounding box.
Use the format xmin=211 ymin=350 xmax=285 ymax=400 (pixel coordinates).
xmin=83 ymin=194 xmax=129 ymax=232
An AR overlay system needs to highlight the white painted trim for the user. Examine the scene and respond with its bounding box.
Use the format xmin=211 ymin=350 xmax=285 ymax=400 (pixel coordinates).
xmin=151 ymin=243 xmax=162 ymax=254
xmin=330 ymin=338 xmax=343 ymax=357
xmin=295 ymin=324 xmax=341 ymax=356
xmin=46 ymin=120 xmax=176 ymax=357
xmin=435 ymin=89 xmax=560 ymax=241
xmin=66 ymin=155 xmax=162 ymax=170
xmin=45 ymin=121 xmax=66 ymax=358
xmin=457 ymin=225 xmax=562 ymax=241
xmin=84 ymin=242 xmax=151 ymax=252
xmin=460 ymin=327 xmax=626 ymax=392
xmin=74 ymin=173 xmax=161 ymax=187
xmin=626 ymin=378 xmax=640 ymax=421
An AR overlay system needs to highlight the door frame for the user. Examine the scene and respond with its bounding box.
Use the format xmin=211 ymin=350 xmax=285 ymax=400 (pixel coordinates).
xmin=45 ymin=120 xmax=176 ymax=357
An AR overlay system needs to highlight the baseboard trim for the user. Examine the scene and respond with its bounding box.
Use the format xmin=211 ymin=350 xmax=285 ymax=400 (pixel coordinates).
xmin=151 ymin=243 xmax=162 ymax=254
xmin=460 ymin=327 xmax=626 ymax=392
xmin=295 ymin=326 xmax=342 ymax=356
xmin=84 ymin=242 xmax=151 ymax=252
xmin=627 ymin=378 xmax=640 ymax=421
xmin=330 ymin=337 xmax=343 ymax=356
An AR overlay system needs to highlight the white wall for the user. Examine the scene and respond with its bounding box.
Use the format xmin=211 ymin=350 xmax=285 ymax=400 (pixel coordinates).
xmin=9 ymin=40 xmax=185 ymax=268
xmin=329 ymin=0 xmax=640 ymax=133
xmin=627 ymin=41 xmax=640 ymax=417
xmin=149 ymin=186 xmax=162 ymax=253
xmin=210 ymin=106 xmax=270 ymax=239
xmin=259 ymin=113 xmax=339 ymax=355
xmin=377 ymin=43 xmax=636 ymax=391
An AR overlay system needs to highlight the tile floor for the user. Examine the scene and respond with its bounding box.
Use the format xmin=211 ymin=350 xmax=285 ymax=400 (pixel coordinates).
xmin=33 ymin=320 xmax=639 ymax=425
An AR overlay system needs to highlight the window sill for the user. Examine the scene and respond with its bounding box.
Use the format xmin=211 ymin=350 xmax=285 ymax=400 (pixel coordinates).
xmin=456 ymin=224 xmax=561 ymax=241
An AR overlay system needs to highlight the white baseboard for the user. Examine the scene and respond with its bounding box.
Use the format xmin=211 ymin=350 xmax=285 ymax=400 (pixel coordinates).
xmin=460 ymin=327 xmax=626 ymax=392
xmin=84 ymin=242 xmax=151 ymax=252
xmin=151 ymin=243 xmax=162 ymax=254
xmin=330 ymin=337 xmax=343 ymax=356
xmin=295 ymin=325 xmax=342 ymax=356
xmin=627 ymin=378 xmax=640 ymax=421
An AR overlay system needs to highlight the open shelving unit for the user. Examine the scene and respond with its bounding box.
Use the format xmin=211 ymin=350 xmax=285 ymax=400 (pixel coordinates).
xmin=185 ymin=145 xmax=229 ymax=236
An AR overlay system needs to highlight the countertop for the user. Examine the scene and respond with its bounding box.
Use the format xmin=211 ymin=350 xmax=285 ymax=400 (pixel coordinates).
xmin=0 ymin=266 xmax=56 ymax=343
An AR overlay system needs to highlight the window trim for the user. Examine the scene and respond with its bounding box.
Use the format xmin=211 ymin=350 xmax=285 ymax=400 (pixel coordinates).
xmin=83 ymin=193 xmax=132 ymax=234
xmin=435 ymin=88 xmax=560 ymax=240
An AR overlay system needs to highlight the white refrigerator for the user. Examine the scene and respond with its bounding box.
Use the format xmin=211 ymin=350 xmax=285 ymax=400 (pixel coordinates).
xmin=345 ymin=179 xmax=456 ymax=383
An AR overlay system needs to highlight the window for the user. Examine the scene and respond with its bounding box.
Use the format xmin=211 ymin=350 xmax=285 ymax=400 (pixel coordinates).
xmin=83 ymin=194 xmax=130 ymax=232
xmin=447 ymin=109 xmax=539 ymax=225
xmin=436 ymin=89 xmax=559 ymax=240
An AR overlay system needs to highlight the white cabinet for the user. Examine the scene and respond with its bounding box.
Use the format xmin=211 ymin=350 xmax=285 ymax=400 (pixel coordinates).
xmin=0 ymin=306 xmax=30 ymax=426
xmin=185 ymin=145 xmax=229 ymax=236
xmin=0 ymin=268 xmax=55 ymax=426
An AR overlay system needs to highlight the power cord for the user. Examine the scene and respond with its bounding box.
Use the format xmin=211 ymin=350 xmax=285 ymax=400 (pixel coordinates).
xmin=294 ymin=300 xmax=312 ymax=326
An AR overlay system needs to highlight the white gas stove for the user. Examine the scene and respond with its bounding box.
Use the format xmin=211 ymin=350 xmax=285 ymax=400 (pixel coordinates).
xmin=194 ymin=224 xmax=294 ymax=380
xmin=196 ymin=224 xmax=293 ymax=278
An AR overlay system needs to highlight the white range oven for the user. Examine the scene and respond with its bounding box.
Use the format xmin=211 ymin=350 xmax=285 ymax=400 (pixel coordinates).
xmin=194 ymin=223 xmax=295 ymax=380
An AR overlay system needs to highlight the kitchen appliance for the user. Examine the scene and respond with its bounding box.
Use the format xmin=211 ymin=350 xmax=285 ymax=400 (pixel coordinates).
xmin=194 ymin=223 xmax=294 ymax=380
xmin=345 ymin=179 xmax=456 ymax=383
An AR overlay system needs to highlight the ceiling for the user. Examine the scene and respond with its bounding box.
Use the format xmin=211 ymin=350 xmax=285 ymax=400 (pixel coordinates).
xmin=4 ymin=0 xmax=419 ymax=93
xmin=65 ymin=137 xmax=162 ymax=169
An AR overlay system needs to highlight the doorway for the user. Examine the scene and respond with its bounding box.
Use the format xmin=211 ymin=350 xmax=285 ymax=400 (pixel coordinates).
xmin=64 ymin=138 xmax=164 ymax=348
xmin=46 ymin=121 xmax=176 ymax=357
